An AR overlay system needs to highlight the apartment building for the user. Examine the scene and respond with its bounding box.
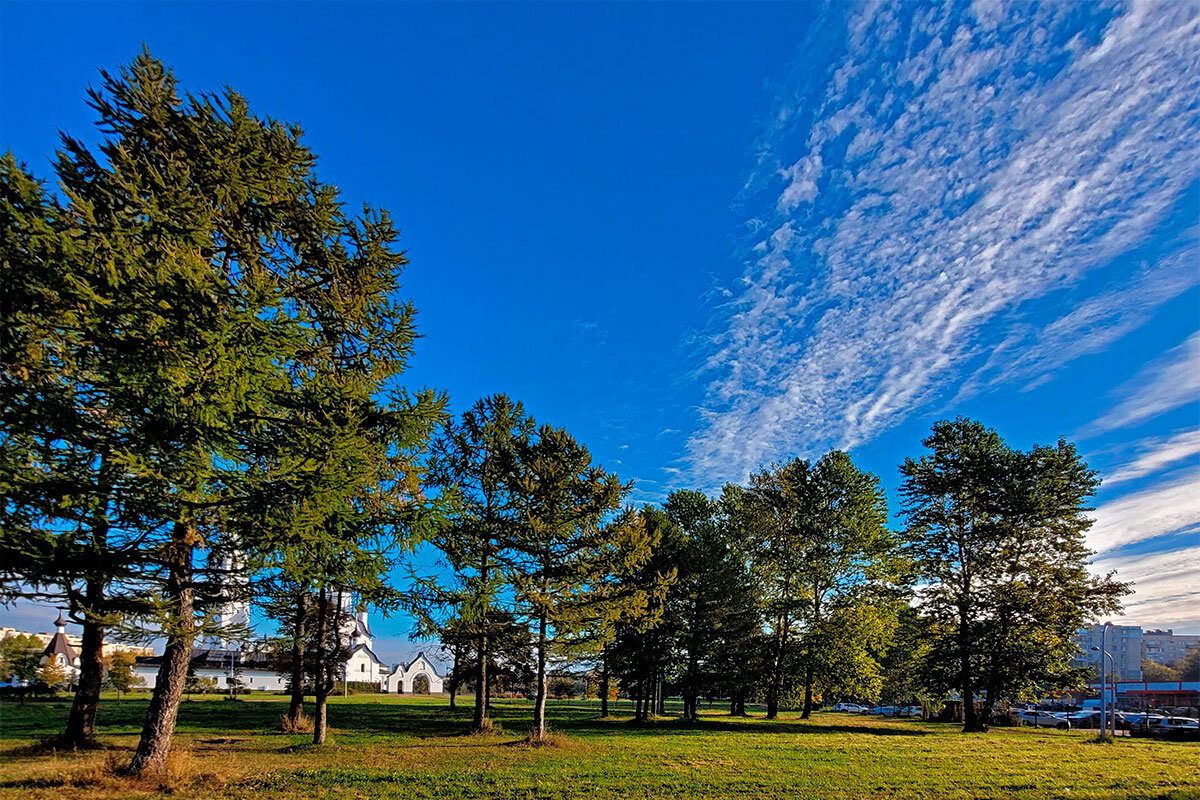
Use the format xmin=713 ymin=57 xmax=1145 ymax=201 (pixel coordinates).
xmin=1071 ymin=624 xmax=1143 ymax=681
xmin=1142 ymin=629 xmax=1200 ymax=666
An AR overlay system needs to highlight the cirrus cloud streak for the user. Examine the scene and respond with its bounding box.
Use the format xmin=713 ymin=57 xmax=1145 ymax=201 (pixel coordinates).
xmin=689 ymin=0 xmax=1200 ymax=484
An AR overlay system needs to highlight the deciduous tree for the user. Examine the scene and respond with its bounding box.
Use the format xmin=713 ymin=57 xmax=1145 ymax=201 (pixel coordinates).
xmin=4 ymin=50 xmax=441 ymax=772
xmin=1 ymin=150 xmax=152 ymax=749
xmin=0 ymin=634 xmax=43 ymax=686
xmin=900 ymin=418 xmax=1127 ymax=732
xmin=104 ymin=651 xmax=144 ymax=700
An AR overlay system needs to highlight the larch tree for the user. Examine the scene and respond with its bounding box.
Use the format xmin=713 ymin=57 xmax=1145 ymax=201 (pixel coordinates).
xmin=3 ymin=50 xmax=441 ymax=772
xmin=424 ymin=394 xmax=535 ymax=733
xmin=608 ymin=505 xmax=682 ymax=723
xmin=39 ymin=52 xmax=328 ymax=773
xmin=508 ymin=425 xmax=665 ymax=742
xmin=261 ymin=579 xmax=316 ymax=729
xmin=1 ymin=151 xmax=153 ymax=749
xmin=248 ymin=360 xmax=444 ymax=747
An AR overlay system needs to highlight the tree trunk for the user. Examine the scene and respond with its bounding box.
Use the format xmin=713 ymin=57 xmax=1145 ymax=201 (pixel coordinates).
xmin=485 ymin=665 xmax=495 ymax=711
xmin=962 ymin=687 xmax=982 ymax=732
xmin=959 ymin=610 xmax=984 ymax=733
xmin=313 ymin=687 xmax=328 ymax=744
xmin=766 ymin=612 xmax=788 ymax=720
xmin=599 ymin=647 xmax=610 ymax=718
xmin=472 ymin=549 xmax=491 ymax=732
xmin=128 ymin=524 xmax=195 ymax=775
xmin=473 ymin=632 xmax=489 ymax=731
xmin=62 ymin=602 xmax=104 ymax=748
xmin=961 ymin=654 xmax=983 ymax=733
xmin=312 ymin=587 xmax=331 ymax=745
xmin=531 ymin=614 xmax=548 ymax=742
xmin=655 ymin=674 xmax=665 ymax=716
xmin=287 ymin=592 xmax=308 ymax=727
xmin=63 ymin=472 xmax=113 ymax=749
xmin=447 ymin=644 xmax=459 ymax=709
xmin=801 ymin=661 xmax=814 ymax=719
xmin=683 ymin=693 xmax=697 ymax=721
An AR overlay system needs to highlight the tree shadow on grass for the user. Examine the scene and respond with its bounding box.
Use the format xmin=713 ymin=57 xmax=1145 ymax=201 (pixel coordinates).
xmin=567 ymin=715 xmax=932 ymax=738
xmin=2 ymin=697 xmax=931 ymax=752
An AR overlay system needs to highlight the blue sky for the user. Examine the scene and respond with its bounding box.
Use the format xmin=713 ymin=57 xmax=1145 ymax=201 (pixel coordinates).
xmin=2 ymin=1 xmax=1197 ymax=665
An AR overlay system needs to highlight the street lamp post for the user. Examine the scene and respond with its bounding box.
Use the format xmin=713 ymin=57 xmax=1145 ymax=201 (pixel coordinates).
xmin=1090 ymin=645 xmax=1115 ymax=738
xmin=1092 ymin=621 xmax=1114 ymax=741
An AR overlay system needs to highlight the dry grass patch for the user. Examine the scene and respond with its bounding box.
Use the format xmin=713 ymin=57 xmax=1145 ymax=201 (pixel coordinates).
xmin=522 ymin=729 xmax=581 ymax=749
xmin=278 ymin=713 xmax=313 ymax=734
xmin=2 ymin=745 xmax=230 ymax=799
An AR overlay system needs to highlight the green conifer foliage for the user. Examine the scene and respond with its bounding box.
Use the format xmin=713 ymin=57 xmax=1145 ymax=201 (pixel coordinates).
xmin=3 ymin=50 xmax=442 ymax=771
xmin=508 ymin=425 xmax=665 ymax=743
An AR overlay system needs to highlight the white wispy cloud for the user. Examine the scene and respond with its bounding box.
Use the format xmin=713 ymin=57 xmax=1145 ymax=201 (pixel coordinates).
xmin=1080 ymin=331 xmax=1200 ymax=438
xmin=688 ymin=0 xmax=1200 ymax=484
xmin=1103 ymin=428 xmax=1200 ymax=487
xmin=1091 ymin=545 xmax=1200 ymax=630
xmin=960 ymin=247 xmax=1199 ymax=397
xmin=1088 ymin=468 xmax=1200 ymax=554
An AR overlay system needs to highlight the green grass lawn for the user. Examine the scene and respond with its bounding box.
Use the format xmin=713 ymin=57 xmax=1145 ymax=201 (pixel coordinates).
xmin=1 ymin=693 xmax=1196 ymax=799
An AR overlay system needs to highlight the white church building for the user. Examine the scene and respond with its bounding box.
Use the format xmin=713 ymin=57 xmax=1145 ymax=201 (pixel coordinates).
xmin=133 ymin=594 xmax=443 ymax=694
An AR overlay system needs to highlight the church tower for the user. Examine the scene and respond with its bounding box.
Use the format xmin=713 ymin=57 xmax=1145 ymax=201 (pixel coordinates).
xmin=338 ymin=591 xmax=373 ymax=649
xmin=210 ymin=552 xmax=250 ymax=649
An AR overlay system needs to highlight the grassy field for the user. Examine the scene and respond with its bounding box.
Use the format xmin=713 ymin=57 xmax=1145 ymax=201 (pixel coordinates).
xmin=1 ymin=693 xmax=1197 ymax=799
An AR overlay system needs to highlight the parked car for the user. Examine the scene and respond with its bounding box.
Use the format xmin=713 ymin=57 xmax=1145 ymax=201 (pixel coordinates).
xmin=1016 ymin=710 xmax=1071 ymax=729
xmin=1146 ymin=717 xmax=1200 ymax=741
xmin=899 ymin=705 xmax=923 ymax=717
xmin=1065 ymin=711 xmax=1101 ymax=729
xmin=868 ymin=706 xmax=900 ymax=716
xmin=831 ymin=703 xmax=866 ymax=713
xmin=1123 ymin=712 xmax=1165 ymax=730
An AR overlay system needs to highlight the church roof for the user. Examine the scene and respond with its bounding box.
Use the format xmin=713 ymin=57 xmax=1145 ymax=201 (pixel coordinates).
xmin=42 ymin=632 xmax=77 ymax=665
xmin=135 ymin=648 xmax=272 ymax=671
xmin=401 ymin=650 xmax=442 ymax=678
xmin=348 ymin=642 xmax=385 ymax=665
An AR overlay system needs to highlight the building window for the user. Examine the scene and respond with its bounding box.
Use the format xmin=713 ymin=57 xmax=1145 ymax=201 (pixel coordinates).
xmin=361 ymin=663 xmax=365 ymax=672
